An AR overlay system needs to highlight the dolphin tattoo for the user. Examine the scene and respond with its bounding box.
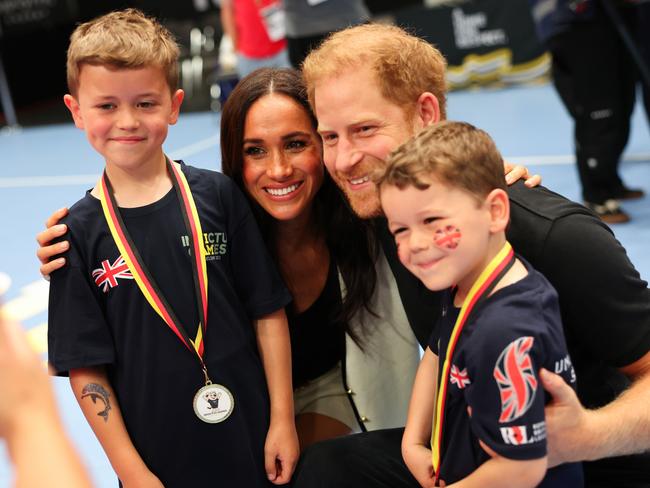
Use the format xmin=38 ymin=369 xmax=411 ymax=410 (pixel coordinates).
xmin=81 ymin=383 xmax=112 ymax=422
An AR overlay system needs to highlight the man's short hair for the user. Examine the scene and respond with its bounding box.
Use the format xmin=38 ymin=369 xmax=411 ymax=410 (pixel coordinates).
xmin=66 ymin=8 xmax=180 ymax=96
xmin=302 ymin=23 xmax=448 ymax=119
xmin=376 ymin=121 xmax=506 ymax=203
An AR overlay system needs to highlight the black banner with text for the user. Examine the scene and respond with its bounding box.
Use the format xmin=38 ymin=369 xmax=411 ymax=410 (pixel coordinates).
xmin=395 ymin=0 xmax=549 ymax=89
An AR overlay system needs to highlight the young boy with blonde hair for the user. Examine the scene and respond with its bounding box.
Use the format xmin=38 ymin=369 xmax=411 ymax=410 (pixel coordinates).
xmin=376 ymin=121 xmax=583 ymax=487
xmin=48 ymin=9 xmax=298 ymax=486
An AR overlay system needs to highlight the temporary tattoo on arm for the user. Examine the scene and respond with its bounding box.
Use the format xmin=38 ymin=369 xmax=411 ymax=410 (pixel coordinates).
xmin=434 ymin=225 xmax=461 ymax=249
xmin=81 ymin=383 xmax=112 ymax=422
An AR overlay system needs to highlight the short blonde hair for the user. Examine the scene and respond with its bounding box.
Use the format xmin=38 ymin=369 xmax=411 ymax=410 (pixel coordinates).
xmin=302 ymin=23 xmax=447 ymax=119
xmin=66 ymin=8 xmax=180 ymax=96
xmin=376 ymin=121 xmax=506 ymax=203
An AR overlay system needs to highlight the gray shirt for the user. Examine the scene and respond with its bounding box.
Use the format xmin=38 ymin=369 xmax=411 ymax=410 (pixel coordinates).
xmin=283 ymin=0 xmax=370 ymax=38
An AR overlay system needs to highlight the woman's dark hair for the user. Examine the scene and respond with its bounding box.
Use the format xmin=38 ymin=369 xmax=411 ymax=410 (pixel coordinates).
xmin=220 ymin=67 xmax=377 ymax=344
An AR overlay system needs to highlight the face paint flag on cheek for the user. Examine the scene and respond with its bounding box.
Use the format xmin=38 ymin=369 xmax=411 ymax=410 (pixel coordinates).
xmin=434 ymin=225 xmax=461 ymax=250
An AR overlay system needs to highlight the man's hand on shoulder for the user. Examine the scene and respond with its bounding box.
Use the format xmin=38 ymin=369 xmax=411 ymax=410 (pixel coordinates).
xmin=504 ymin=161 xmax=541 ymax=188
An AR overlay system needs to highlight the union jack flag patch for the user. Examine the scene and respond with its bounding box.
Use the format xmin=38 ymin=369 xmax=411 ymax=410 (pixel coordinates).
xmin=92 ymin=255 xmax=134 ymax=292
xmin=449 ymin=364 xmax=471 ymax=389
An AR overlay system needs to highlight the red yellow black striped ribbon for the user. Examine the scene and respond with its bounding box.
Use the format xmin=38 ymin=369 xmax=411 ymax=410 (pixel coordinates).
xmin=431 ymin=241 xmax=515 ymax=481
xmin=98 ymin=158 xmax=209 ymax=363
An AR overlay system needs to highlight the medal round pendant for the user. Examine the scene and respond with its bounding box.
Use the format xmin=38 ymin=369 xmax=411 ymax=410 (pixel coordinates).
xmin=193 ymin=383 xmax=234 ymax=423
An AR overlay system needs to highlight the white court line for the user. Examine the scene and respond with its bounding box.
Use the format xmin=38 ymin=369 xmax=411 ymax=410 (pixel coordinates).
xmin=0 ymin=174 xmax=100 ymax=188
xmin=506 ymin=153 xmax=650 ymax=166
xmin=168 ymin=134 xmax=220 ymax=160
xmin=0 ymin=135 xmax=220 ymax=189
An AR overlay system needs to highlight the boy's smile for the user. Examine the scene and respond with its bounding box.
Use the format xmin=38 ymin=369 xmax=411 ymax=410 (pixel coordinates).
xmin=64 ymin=64 xmax=183 ymax=175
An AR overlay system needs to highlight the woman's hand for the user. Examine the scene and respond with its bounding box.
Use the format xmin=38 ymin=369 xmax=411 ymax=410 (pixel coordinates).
xmin=36 ymin=207 xmax=70 ymax=278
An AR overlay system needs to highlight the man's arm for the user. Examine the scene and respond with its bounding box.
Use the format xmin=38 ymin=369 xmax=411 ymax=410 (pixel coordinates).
xmin=69 ymin=367 xmax=164 ymax=487
xmin=254 ymin=308 xmax=299 ymax=485
xmin=529 ymin=209 xmax=650 ymax=466
xmin=542 ymin=350 xmax=650 ymax=466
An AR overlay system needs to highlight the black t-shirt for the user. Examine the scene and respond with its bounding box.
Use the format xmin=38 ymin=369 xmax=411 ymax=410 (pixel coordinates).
xmin=430 ymin=259 xmax=582 ymax=486
xmin=379 ymin=182 xmax=650 ymax=485
xmin=48 ymin=163 xmax=291 ymax=487
xmin=287 ymin=256 xmax=346 ymax=388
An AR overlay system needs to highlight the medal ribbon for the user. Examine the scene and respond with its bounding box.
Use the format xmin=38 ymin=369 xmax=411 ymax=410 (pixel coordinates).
xmin=98 ymin=158 xmax=209 ymax=363
xmin=431 ymin=241 xmax=515 ymax=481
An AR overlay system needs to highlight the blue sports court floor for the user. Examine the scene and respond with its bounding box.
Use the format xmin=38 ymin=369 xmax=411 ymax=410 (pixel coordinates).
xmin=0 ymin=81 xmax=648 ymax=487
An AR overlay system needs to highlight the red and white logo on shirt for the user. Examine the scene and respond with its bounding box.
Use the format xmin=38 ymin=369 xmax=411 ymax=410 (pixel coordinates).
xmin=92 ymin=255 xmax=134 ymax=292
xmin=493 ymin=336 xmax=538 ymax=423
xmin=449 ymin=364 xmax=471 ymax=389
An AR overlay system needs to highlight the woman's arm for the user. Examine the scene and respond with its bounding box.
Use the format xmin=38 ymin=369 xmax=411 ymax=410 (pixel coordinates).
xmin=69 ymin=367 xmax=164 ymax=487
xmin=254 ymin=308 xmax=299 ymax=485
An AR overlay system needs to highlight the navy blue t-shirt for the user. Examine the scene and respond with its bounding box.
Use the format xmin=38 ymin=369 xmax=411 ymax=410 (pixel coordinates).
xmin=429 ymin=258 xmax=583 ymax=486
xmin=48 ymin=163 xmax=292 ymax=487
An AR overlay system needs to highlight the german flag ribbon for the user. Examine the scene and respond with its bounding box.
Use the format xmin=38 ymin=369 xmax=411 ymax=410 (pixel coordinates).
xmin=431 ymin=241 xmax=515 ymax=481
xmin=98 ymin=158 xmax=209 ymax=369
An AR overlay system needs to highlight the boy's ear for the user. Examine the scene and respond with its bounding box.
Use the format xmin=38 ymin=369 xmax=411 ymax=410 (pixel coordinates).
xmin=486 ymin=188 xmax=510 ymax=233
xmin=63 ymin=94 xmax=84 ymax=129
xmin=168 ymin=89 xmax=185 ymax=125
xmin=414 ymin=92 xmax=440 ymax=130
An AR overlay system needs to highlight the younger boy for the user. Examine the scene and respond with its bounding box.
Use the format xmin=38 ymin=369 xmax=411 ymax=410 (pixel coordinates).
xmin=376 ymin=121 xmax=582 ymax=487
xmin=47 ymin=9 xmax=298 ymax=487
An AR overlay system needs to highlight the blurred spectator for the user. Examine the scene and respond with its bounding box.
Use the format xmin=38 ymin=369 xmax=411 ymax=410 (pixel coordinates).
xmin=0 ymin=311 xmax=92 ymax=488
xmin=529 ymin=0 xmax=646 ymax=224
xmin=283 ymin=0 xmax=370 ymax=68
xmin=220 ymin=0 xmax=291 ymax=78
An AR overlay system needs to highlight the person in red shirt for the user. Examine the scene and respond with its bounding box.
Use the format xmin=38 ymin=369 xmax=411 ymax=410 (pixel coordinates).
xmin=220 ymin=0 xmax=291 ymax=79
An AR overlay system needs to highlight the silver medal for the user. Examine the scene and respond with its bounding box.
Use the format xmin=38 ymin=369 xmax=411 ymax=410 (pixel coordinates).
xmin=193 ymin=383 xmax=234 ymax=424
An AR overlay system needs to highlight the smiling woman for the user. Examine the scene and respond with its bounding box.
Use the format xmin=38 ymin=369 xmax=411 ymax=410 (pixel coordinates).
xmin=220 ymin=67 xmax=420 ymax=448
xmin=241 ymin=93 xmax=324 ymax=223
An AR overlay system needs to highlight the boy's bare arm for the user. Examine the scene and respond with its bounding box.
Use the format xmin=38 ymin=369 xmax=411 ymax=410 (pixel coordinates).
xmin=69 ymin=367 xmax=164 ymax=488
xmin=254 ymin=309 xmax=299 ymax=485
xmin=402 ymin=347 xmax=438 ymax=488
xmin=444 ymin=454 xmax=546 ymax=488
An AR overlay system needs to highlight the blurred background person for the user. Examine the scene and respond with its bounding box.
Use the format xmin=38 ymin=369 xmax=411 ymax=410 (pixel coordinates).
xmin=220 ymin=0 xmax=291 ymax=79
xmin=529 ymin=0 xmax=648 ymax=224
xmin=0 ymin=309 xmax=92 ymax=488
xmin=283 ymin=0 xmax=370 ymax=68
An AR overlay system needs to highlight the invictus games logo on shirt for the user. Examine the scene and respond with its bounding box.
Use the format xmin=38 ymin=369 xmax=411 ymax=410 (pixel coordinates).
xmin=181 ymin=231 xmax=227 ymax=261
